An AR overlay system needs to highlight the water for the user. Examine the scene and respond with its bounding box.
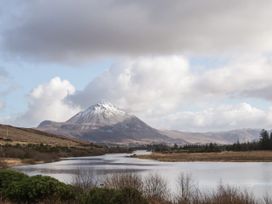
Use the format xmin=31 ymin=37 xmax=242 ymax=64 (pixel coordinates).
xmin=14 ymin=150 xmax=272 ymax=198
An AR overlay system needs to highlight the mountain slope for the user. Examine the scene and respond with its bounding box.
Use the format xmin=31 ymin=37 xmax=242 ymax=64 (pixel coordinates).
xmin=38 ymin=103 xmax=183 ymax=144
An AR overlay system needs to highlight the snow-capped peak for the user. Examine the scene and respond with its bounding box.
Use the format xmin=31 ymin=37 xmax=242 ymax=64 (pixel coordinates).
xmin=66 ymin=102 xmax=131 ymax=126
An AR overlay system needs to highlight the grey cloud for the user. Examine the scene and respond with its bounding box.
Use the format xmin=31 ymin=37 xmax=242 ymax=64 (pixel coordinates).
xmin=1 ymin=0 xmax=272 ymax=61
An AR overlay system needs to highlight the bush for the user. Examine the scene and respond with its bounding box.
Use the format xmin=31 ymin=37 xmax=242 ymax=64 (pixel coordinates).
xmin=0 ymin=169 xmax=28 ymax=191
xmin=3 ymin=175 xmax=75 ymax=203
xmin=81 ymin=187 xmax=147 ymax=204
xmin=116 ymin=188 xmax=148 ymax=204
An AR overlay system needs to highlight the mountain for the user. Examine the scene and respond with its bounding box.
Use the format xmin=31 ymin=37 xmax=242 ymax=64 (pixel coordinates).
xmin=38 ymin=103 xmax=184 ymax=144
xmin=0 ymin=124 xmax=89 ymax=147
xmin=38 ymin=102 xmax=261 ymax=145
xmin=161 ymin=128 xmax=261 ymax=144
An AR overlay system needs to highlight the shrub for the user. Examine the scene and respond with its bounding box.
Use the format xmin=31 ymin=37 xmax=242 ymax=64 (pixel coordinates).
xmin=115 ymin=187 xmax=148 ymax=204
xmin=81 ymin=187 xmax=147 ymax=204
xmin=3 ymin=175 xmax=75 ymax=203
xmin=0 ymin=169 xmax=28 ymax=192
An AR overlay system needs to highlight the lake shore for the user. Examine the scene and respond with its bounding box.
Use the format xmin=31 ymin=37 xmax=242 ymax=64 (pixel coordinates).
xmin=0 ymin=158 xmax=49 ymax=167
xmin=136 ymin=151 xmax=272 ymax=162
xmin=0 ymin=143 xmax=132 ymax=168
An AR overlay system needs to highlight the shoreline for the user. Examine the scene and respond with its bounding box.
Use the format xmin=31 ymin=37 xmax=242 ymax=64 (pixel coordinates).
xmin=1 ymin=157 xmax=68 ymax=168
xmin=136 ymin=151 xmax=272 ymax=162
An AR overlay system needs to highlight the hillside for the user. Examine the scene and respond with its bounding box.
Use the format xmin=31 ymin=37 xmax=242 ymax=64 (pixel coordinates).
xmin=0 ymin=124 xmax=89 ymax=146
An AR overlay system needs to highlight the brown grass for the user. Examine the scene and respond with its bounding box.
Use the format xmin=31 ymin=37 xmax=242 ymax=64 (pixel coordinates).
xmin=138 ymin=151 xmax=272 ymax=162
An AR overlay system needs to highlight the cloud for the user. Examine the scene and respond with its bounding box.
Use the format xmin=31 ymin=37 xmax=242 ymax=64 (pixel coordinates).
xmin=5 ymin=55 xmax=272 ymax=130
xmin=0 ymin=67 xmax=10 ymax=110
xmin=0 ymin=100 xmax=4 ymax=110
xmin=70 ymin=55 xmax=272 ymax=111
xmin=1 ymin=0 xmax=272 ymax=61
xmin=68 ymin=55 xmax=272 ymax=131
xmin=195 ymin=56 xmax=272 ymax=99
xmin=15 ymin=77 xmax=81 ymax=127
xmin=152 ymin=103 xmax=271 ymax=132
xmin=70 ymin=56 xmax=193 ymax=115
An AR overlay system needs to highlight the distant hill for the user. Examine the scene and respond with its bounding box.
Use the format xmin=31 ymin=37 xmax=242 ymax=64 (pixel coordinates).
xmin=0 ymin=124 xmax=89 ymax=147
xmin=38 ymin=103 xmax=185 ymax=145
xmin=161 ymin=129 xmax=261 ymax=144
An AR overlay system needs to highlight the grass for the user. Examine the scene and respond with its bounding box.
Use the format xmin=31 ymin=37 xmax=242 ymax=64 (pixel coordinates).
xmin=137 ymin=151 xmax=272 ymax=162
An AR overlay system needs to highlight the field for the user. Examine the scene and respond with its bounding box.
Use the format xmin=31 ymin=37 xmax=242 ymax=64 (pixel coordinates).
xmin=137 ymin=151 xmax=272 ymax=162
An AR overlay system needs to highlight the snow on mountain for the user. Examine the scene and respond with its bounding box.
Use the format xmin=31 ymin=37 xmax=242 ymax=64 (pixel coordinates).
xmin=66 ymin=103 xmax=130 ymax=127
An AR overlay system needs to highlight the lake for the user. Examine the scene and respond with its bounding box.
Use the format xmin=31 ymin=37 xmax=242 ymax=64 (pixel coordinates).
xmin=14 ymin=150 xmax=272 ymax=198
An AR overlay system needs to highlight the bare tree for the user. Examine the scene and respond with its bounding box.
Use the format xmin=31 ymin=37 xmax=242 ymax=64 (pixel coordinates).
xmin=104 ymin=172 xmax=143 ymax=192
xmin=143 ymin=173 xmax=169 ymax=202
xmin=72 ymin=168 xmax=98 ymax=191
xmin=176 ymin=173 xmax=197 ymax=203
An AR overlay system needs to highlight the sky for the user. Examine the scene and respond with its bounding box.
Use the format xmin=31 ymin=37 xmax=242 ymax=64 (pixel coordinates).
xmin=1 ymin=0 xmax=272 ymax=132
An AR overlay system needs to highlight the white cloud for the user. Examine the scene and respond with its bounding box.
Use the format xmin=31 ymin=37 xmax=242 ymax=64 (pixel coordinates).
xmin=195 ymin=56 xmax=272 ymax=99
xmin=152 ymin=103 xmax=271 ymax=132
xmin=70 ymin=56 xmax=193 ymax=116
xmin=69 ymin=55 xmax=272 ymax=131
xmin=6 ymin=55 xmax=272 ymax=130
xmin=15 ymin=77 xmax=81 ymax=127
